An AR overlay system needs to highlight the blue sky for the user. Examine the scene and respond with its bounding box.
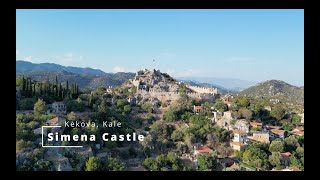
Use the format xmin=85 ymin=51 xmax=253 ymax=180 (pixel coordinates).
xmin=16 ymin=10 xmax=304 ymax=86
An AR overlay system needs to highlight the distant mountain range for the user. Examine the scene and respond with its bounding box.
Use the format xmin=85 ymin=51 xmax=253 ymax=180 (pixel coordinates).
xmin=177 ymin=77 xmax=256 ymax=92
xmin=16 ymin=70 xmax=135 ymax=91
xmin=177 ymin=80 xmax=234 ymax=94
xmin=16 ymin=60 xmax=106 ymax=75
xmin=16 ymin=61 xmax=135 ymax=90
xmin=16 ymin=61 xmax=304 ymax=104
xmin=239 ymin=80 xmax=304 ymax=104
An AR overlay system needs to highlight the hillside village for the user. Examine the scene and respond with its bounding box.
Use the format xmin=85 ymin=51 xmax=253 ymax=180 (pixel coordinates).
xmin=16 ymin=69 xmax=304 ymax=171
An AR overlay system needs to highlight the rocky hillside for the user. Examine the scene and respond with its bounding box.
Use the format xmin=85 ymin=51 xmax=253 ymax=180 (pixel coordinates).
xmin=240 ymin=80 xmax=304 ymax=104
xmin=130 ymin=69 xmax=194 ymax=93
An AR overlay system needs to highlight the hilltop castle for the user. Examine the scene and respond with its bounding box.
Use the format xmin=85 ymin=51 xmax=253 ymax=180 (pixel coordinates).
xmin=130 ymin=69 xmax=219 ymax=103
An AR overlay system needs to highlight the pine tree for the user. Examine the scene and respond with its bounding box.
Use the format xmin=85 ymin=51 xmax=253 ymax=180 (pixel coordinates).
xmin=39 ymin=82 xmax=43 ymax=95
xmin=25 ymin=78 xmax=28 ymax=96
xmin=55 ymin=76 xmax=58 ymax=97
xmin=33 ymin=80 xmax=36 ymax=96
xmin=59 ymin=83 xmax=63 ymax=99
xmin=66 ymin=80 xmax=69 ymax=91
xmin=28 ymin=79 xmax=32 ymax=97
xmin=88 ymin=93 xmax=93 ymax=107
xmin=22 ymin=76 xmax=26 ymax=95
xmin=76 ymin=84 xmax=79 ymax=95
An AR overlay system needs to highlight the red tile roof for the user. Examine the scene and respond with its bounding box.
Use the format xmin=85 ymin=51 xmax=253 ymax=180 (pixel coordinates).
xmin=293 ymin=127 xmax=304 ymax=132
xmin=232 ymin=129 xmax=247 ymax=134
xmin=291 ymin=131 xmax=304 ymax=136
xmin=46 ymin=117 xmax=66 ymax=125
xmin=250 ymin=122 xmax=262 ymax=126
xmin=223 ymin=101 xmax=233 ymax=105
xmin=195 ymin=145 xmax=213 ymax=154
xmin=194 ymin=106 xmax=204 ymax=110
xmin=271 ymin=129 xmax=286 ymax=135
xmin=280 ymin=152 xmax=292 ymax=158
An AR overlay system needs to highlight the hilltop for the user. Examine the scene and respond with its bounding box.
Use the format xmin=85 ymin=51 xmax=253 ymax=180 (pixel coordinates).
xmin=239 ymin=80 xmax=304 ymax=104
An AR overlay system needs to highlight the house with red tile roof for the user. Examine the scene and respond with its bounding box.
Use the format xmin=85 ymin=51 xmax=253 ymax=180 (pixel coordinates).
xmin=193 ymin=105 xmax=204 ymax=113
xmin=46 ymin=117 xmax=66 ymax=126
xmin=270 ymin=129 xmax=286 ymax=139
xmin=290 ymin=127 xmax=304 ymax=136
xmin=223 ymin=100 xmax=234 ymax=107
xmin=250 ymin=121 xmax=263 ymax=128
xmin=194 ymin=145 xmax=214 ymax=156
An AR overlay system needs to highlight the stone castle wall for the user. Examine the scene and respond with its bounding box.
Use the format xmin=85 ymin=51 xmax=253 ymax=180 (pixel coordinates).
xmin=186 ymin=85 xmax=218 ymax=94
xmin=137 ymin=89 xmax=217 ymax=102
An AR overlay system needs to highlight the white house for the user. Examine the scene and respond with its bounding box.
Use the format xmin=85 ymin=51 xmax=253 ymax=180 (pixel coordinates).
xmin=47 ymin=102 xmax=66 ymax=114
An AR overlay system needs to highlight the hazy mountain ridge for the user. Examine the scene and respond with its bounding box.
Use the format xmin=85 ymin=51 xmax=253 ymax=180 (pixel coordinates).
xmin=16 ymin=70 xmax=135 ymax=91
xmin=177 ymin=79 xmax=234 ymax=95
xmin=177 ymin=77 xmax=256 ymax=92
xmin=239 ymin=80 xmax=304 ymax=104
xmin=16 ymin=60 xmax=106 ymax=75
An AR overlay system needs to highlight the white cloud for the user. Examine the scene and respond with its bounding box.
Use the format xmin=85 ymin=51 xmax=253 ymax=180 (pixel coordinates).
xmin=23 ymin=56 xmax=33 ymax=62
xmin=113 ymin=66 xmax=125 ymax=72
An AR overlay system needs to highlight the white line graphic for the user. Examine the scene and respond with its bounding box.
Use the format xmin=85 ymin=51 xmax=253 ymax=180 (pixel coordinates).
xmin=42 ymin=126 xmax=83 ymax=148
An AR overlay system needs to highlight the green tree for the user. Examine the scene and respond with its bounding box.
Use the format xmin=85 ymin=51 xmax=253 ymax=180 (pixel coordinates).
xmin=238 ymin=108 xmax=253 ymax=120
xmin=268 ymin=152 xmax=282 ymax=168
xmin=197 ymin=153 xmax=217 ymax=171
xmin=16 ymin=139 xmax=31 ymax=152
xmin=171 ymin=129 xmax=184 ymax=141
xmin=295 ymin=146 xmax=304 ymax=158
xmin=269 ymin=140 xmax=284 ymax=152
xmin=143 ymin=158 xmax=158 ymax=171
xmin=284 ymin=136 xmax=299 ymax=152
xmin=237 ymin=97 xmax=250 ymax=108
xmin=55 ymin=76 xmax=58 ymax=97
xmin=289 ymin=156 xmax=303 ymax=171
xmin=213 ymin=99 xmax=227 ymax=112
xmin=106 ymin=157 xmax=126 ymax=171
xmin=67 ymin=112 xmax=77 ymax=121
xmin=19 ymin=98 xmax=36 ymax=110
xmin=270 ymin=104 xmax=286 ymax=121
xmin=123 ymin=105 xmax=131 ymax=113
xmin=156 ymin=154 xmax=167 ymax=167
xmin=117 ymin=99 xmax=128 ymax=108
xmin=242 ymin=146 xmax=268 ymax=170
xmin=85 ymin=157 xmax=102 ymax=171
xmin=141 ymin=103 xmax=153 ymax=113
xmin=163 ymin=108 xmax=177 ymax=122
xmin=34 ymin=98 xmax=46 ymax=116
xmin=167 ymin=152 xmax=179 ymax=164
xmin=291 ymin=114 xmax=301 ymax=124
xmin=98 ymin=98 xmax=107 ymax=114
